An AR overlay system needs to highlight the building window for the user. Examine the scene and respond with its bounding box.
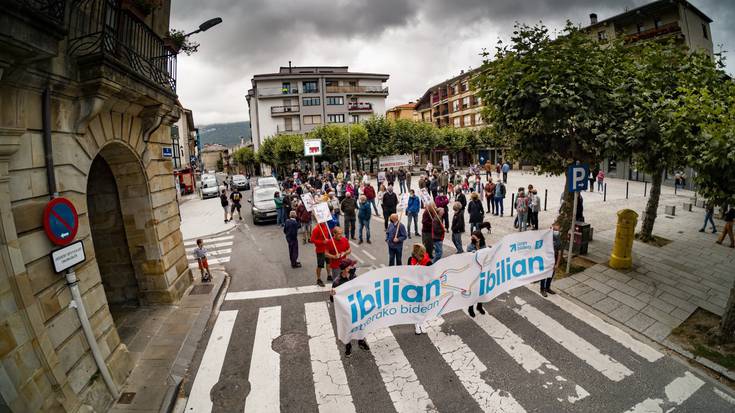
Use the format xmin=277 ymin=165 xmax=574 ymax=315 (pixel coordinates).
xmin=325 ymin=80 xmax=338 ymax=87
xmin=461 ymin=82 xmax=468 ymax=92
xmin=637 ymin=22 xmax=645 ymax=33
xmin=463 ymin=114 xmax=472 ymax=126
xmin=597 ymin=30 xmax=607 ymax=41
xmin=303 ymin=115 xmax=322 ymax=125
xmin=351 ymin=115 xmax=359 ymax=124
xmin=462 ymin=97 xmax=470 ymax=109
xmin=452 ymin=117 xmax=461 ymax=127
xmin=326 ymin=96 xmax=344 ymax=105
xmin=475 ymin=113 xmax=483 ymax=125
xmin=303 ymin=81 xmax=318 ymax=93
xmin=303 ymin=97 xmax=320 ymax=106
xmin=702 ymin=23 xmax=708 ymax=39
xmin=281 ymin=82 xmax=293 ymax=94
xmin=476 ymin=96 xmax=482 ymax=106
xmin=327 ymin=114 xmax=345 ymax=123
xmin=452 ymin=101 xmax=460 ymax=112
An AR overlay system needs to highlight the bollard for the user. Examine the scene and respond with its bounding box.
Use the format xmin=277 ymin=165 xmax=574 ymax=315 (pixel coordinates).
xmin=511 ymin=193 xmax=515 ymax=217
xmin=609 ymin=209 xmax=639 ymax=269
xmin=626 ymin=181 xmax=629 ymax=199
xmin=604 ymin=183 xmax=607 ymax=202
xmin=544 ymin=189 xmax=547 ymax=211
xmin=674 ymin=184 xmax=677 ymax=195
xmin=644 ymin=181 xmax=648 ymax=197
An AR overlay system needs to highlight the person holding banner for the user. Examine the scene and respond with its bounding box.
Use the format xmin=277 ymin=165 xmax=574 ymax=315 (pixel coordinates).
xmin=325 ymin=226 xmax=351 ymax=281
xmin=408 ymin=243 xmax=431 ymax=335
xmin=541 ymin=224 xmax=563 ymax=297
xmin=329 ymin=259 xmax=370 ymax=357
xmin=310 ymin=220 xmax=331 ymax=286
xmin=467 ymin=192 xmax=485 ymax=233
xmin=421 ymin=203 xmax=436 ymax=259
xmin=451 ymin=202 xmax=465 ymax=253
xmin=406 ymin=190 xmax=420 ymax=238
xmin=386 ymin=214 xmax=407 ymax=266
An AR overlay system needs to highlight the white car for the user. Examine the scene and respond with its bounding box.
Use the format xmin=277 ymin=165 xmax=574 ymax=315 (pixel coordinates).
xmin=256 ymin=176 xmax=279 ymax=188
xmin=200 ymin=177 xmax=222 ymax=199
xmin=231 ymin=174 xmax=250 ymax=190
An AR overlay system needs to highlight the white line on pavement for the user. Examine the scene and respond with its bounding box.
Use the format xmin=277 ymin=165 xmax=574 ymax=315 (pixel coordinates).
xmin=187 ymin=248 xmax=232 ymax=257
xmin=512 ymin=296 xmax=633 ymax=382
xmin=188 ymin=257 xmax=230 ymax=267
xmin=425 ymin=316 xmax=526 ymax=413
xmin=714 ymin=388 xmax=735 ymax=405
xmin=185 ymin=310 xmax=238 ymax=413
xmin=225 ymin=285 xmax=330 ymax=301
xmin=366 ymin=327 xmax=437 ymax=413
xmin=351 ymin=251 xmax=365 ymax=265
xmin=305 ymin=301 xmax=356 ymax=413
xmin=528 ymin=286 xmax=663 ymax=362
xmin=361 ymin=249 xmax=376 ymax=261
xmin=184 ymin=235 xmax=234 ymax=246
xmin=244 ymin=306 xmax=281 ymax=413
xmin=186 ymin=243 xmax=233 ymax=252
xmin=623 ymin=371 xmax=704 ymax=412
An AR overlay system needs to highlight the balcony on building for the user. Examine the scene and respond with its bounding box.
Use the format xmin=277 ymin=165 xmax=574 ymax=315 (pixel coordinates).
xmin=258 ymin=86 xmax=300 ymax=98
xmin=277 ymin=124 xmax=300 ymax=134
xmin=271 ymin=105 xmax=300 ymax=116
xmin=347 ymin=102 xmax=373 ymax=112
xmin=325 ymin=85 xmax=388 ymax=95
xmin=624 ymin=22 xmax=682 ymax=44
xmin=67 ymin=0 xmax=177 ymax=95
xmin=1 ymin=0 xmax=68 ymax=60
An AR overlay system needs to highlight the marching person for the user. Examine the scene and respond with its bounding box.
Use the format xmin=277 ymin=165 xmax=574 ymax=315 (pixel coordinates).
xmin=494 ymin=179 xmax=506 ymax=216
xmin=386 ymin=213 xmax=407 ymax=266
xmin=297 ymin=201 xmax=312 ymax=245
xmin=529 ymin=189 xmax=540 ymax=230
xmin=484 ymin=178 xmax=495 ymax=215
xmin=340 ymin=192 xmax=357 ymax=240
xmin=329 ymin=259 xmax=370 ymax=357
xmin=465 ymin=230 xmax=487 ymax=317
xmin=398 ymin=168 xmax=407 ymax=194
xmin=193 ymin=239 xmax=212 ymax=282
xmin=541 ymin=224 xmax=562 ymax=297
xmin=310 ymin=220 xmax=331 ymax=286
xmin=357 ymin=195 xmax=372 ymax=244
xmin=275 ymin=191 xmax=284 ymax=226
xmin=408 ymin=243 xmax=431 ymax=335
xmin=467 ymin=192 xmax=484 ymax=233
xmin=422 ymin=202 xmax=436 ymax=260
xmin=325 ymin=226 xmax=351 ymax=281
xmin=364 ymin=181 xmax=379 ymax=216
xmin=219 ymin=189 xmax=229 ymax=223
xmin=382 ymin=185 xmax=399 ymax=230
xmin=451 ymin=202 xmax=465 ymax=253
xmin=283 ymin=211 xmax=301 ymax=268
xmin=406 ymin=189 xmax=420 ymax=238
xmin=435 ymin=190 xmax=450 ymax=229
xmin=515 ymin=188 xmax=529 ymax=232
xmin=502 ymin=161 xmax=510 ymax=183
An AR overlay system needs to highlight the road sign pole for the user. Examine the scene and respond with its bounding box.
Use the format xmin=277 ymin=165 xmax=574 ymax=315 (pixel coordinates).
xmin=312 ymin=155 xmax=316 ymax=175
xmin=566 ymin=191 xmax=578 ymax=275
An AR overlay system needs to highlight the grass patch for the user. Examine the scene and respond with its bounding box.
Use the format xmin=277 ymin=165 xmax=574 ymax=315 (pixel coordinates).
xmin=634 ymin=233 xmax=672 ymax=247
xmin=669 ymin=308 xmax=735 ymax=372
xmin=554 ymin=256 xmax=595 ymax=279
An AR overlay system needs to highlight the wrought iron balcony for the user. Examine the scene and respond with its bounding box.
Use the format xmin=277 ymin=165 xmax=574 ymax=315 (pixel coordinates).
xmin=68 ymin=0 xmax=177 ymax=94
xmin=4 ymin=0 xmax=66 ymax=25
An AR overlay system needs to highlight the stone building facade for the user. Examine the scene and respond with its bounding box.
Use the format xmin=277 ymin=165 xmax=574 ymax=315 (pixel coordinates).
xmin=0 ymin=0 xmax=191 ymax=411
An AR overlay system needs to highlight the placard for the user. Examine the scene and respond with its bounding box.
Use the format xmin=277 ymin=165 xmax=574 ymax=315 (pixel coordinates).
xmin=300 ymin=193 xmax=316 ymax=212
xmin=378 ymin=154 xmax=413 ymax=169
xmin=313 ymin=202 xmax=332 ymax=223
xmin=398 ymin=193 xmax=409 ymax=211
xmin=304 ymin=139 xmax=322 ymax=156
xmin=419 ymin=188 xmax=433 ymax=205
xmin=51 ymin=240 xmax=86 ymax=273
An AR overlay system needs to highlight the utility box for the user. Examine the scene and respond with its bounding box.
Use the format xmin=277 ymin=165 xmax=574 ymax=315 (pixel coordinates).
xmin=665 ymin=205 xmax=676 ymax=216
xmin=572 ymin=221 xmax=591 ymax=255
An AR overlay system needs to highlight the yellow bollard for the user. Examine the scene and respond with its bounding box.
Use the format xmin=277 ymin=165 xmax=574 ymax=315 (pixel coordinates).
xmin=609 ymin=209 xmax=638 ymax=269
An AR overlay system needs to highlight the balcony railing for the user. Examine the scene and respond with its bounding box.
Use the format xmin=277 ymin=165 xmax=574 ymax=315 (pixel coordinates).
xmin=259 ymin=86 xmax=299 ymax=97
xmin=431 ymin=95 xmax=440 ymax=104
xmin=277 ymin=125 xmax=300 ymax=134
xmin=347 ymin=102 xmax=372 ymax=111
xmin=7 ymin=0 xmax=66 ymax=25
xmin=68 ymin=0 xmax=177 ymax=94
xmin=271 ymin=105 xmax=300 ymax=114
xmin=325 ymin=85 xmax=388 ymax=94
xmin=625 ymin=22 xmax=681 ymax=43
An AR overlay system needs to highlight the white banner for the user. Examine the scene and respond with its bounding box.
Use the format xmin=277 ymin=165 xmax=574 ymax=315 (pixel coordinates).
xmin=334 ymin=230 xmax=555 ymax=344
xmin=379 ymin=154 xmax=413 ymax=169
xmin=313 ymin=202 xmax=332 ymax=223
xmin=442 ymin=154 xmax=450 ymax=171
xmin=398 ymin=193 xmax=409 ymax=211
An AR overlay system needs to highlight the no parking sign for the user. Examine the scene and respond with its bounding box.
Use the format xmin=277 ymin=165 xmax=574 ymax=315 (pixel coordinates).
xmin=43 ymin=197 xmax=79 ymax=246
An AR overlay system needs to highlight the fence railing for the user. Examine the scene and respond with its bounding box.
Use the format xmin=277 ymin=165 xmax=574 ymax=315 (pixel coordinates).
xmin=7 ymin=0 xmax=66 ymax=25
xmin=325 ymin=85 xmax=388 ymax=94
xmin=271 ymin=105 xmax=300 ymax=114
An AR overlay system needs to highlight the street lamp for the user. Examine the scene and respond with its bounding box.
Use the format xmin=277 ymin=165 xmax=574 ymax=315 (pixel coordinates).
xmin=185 ymin=17 xmax=223 ymax=38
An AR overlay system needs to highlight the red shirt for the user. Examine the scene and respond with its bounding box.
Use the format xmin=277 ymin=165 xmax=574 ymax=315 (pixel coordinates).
xmin=408 ymin=253 xmax=431 ymax=266
xmin=327 ymin=236 xmax=350 ymax=269
xmin=310 ymin=223 xmax=330 ymax=253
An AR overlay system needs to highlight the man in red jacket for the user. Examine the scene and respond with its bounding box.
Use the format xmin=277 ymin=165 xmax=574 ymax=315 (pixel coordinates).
xmin=363 ymin=182 xmax=378 ymax=216
xmin=310 ymin=222 xmax=331 ymax=286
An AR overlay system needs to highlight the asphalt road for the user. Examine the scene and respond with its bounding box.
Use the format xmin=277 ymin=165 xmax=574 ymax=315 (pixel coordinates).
xmin=180 ymin=192 xmax=735 ymax=413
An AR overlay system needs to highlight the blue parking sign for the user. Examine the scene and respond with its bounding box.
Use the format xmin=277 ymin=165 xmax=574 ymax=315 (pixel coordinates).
xmin=567 ymin=163 xmax=589 ymax=192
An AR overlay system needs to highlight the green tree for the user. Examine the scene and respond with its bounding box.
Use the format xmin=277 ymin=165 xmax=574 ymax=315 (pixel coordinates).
xmin=232 ymin=147 xmax=256 ymax=175
xmin=473 ymin=22 xmax=628 ymax=239
xmin=362 ymin=116 xmax=394 ymax=171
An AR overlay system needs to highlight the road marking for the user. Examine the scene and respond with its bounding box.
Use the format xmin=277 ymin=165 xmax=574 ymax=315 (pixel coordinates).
xmin=425 ymin=316 xmax=526 ymax=413
xmin=350 ymin=252 xmax=365 ymax=264
xmin=187 ymin=248 xmax=232 ymax=257
xmin=361 ymin=249 xmax=376 ymax=260
xmin=186 ymin=243 xmax=233 ymax=251
xmin=188 ymin=257 xmax=230 ymax=269
xmin=529 ymin=287 xmax=663 ymax=362
xmin=185 ymin=310 xmax=238 ymax=413
xmin=379 ymin=264 xmax=386 ymax=268
xmin=714 ymin=388 xmax=735 ymax=405
xmin=366 ymin=327 xmax=437 ymax=413
xmin=623 ymin=371 xmax=704 ymax=412
xmin=512 ymin=296 xmax=633 ymax=382
xmin=184 ymin=235 xmax=235 ymax=246
xmin=470 ymin=311 xmax=589 ymax=404
xmin=225 ymin=285 xmax=330 ymax=301
xmin=305 ymin=301 xmax=356 ymax=413
xmin=244 ymin=306 xmax=281 ymax=413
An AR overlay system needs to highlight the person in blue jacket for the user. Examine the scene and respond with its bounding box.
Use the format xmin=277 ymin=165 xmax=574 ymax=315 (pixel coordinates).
xmin=406 ymin=190 xmax=420 ymax=238
xmin=357 ymin=195 xmax=372 ymax=244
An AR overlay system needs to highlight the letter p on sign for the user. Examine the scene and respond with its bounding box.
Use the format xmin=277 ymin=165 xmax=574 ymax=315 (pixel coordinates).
xmin=567 ymin=163 xmax=589 ymax=193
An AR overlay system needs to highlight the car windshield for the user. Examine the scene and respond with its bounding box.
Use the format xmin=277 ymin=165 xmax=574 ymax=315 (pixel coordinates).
xmin=203 ymin=179 xmax=217 ymax=187
xmin=233 ymin=175 xmax=246 ymax=181
xmin=257 ymin=177 xmax=278 ymax=186
xmin=254 ymin=189 xmax=277 ymax=202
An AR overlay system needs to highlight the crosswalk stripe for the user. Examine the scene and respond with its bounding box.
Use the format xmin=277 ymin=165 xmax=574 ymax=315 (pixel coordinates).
xmin=511 ymin=296 xmax=633 ymax=382
xmin=351 ymin=252 xmax=365 ymax=265
xmin=530 ymin=287 xmax=663 ymax=362
xmin=366 ymin=327 xmax=437 ymax=413
xmin=186 ymin=242 xmax=233 ymax=251
xmin=244 ymin=306 xmax=281 ymax=413
xmin=425 ymin=316 xmax=526 ymax=413
xmin=185 ymin=310 xmax=238 ymax=413
xmin=226 ymin=285 xmax=330 ymax=301
xmin=623 ymin=371 xmax=704 ymax=412
xmin=187 ymin=248 xmax=232 ymax=257
xmin=188 ymin=257 xmax=230 ymax=269
xmin=714 ymin=388 xmax=735 ymax=405
xmin=184 ymin=235 xmax=234 ymax=246
xmin=470 ymin=311 xmax=589 ymax=404
xmin=304 ymin=301 xmax=356 ymax=413
xmin=361 ymin=249 xmax=376 ymax=260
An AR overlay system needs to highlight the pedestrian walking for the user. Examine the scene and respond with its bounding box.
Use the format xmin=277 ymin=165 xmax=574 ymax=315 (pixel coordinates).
xmin=455 ymin=188 xmax=467 ymax=212
xmin=541 ymin=224 xmax=562 ymax=297
xmin=435 ymin=190 xmax=450 ymax=229
xmin=406 ymin=189 xmax=420 ymax=238
xmin=467 ymin=192 xmax=484 ymax=233
xmin=283 ymin=211 xmax=301 ymax=268
xmin=406 ymin=169 xmax=412 ymax=191
xmin=219 ymin=189 xmax=229 ymax=223
xmin=382 ymin=185 xmax=399 ymax=230
xmin=297 ymin=201 xmax=312 ymax=244
xmin=230 ymin=187 xmax=243 ymax=221
xmin=484 ymin=161 xmax=493 ymax=181
xmin=699 ymin=201 xmax=717 ymax=233
xmin=484 ymin=179 xmax=495 ymax=214
xmin=408 ymin=243 xmax=431 ymax=335
xmin=716 ymin=206 xmax=735 ymax=248
xmin=589 ymin=167 xmax=597 ymax=192
xmin=451 ymin=202 xmax=465 ymax=253
xmin=576 ymin=192 xmax=585 ymax=223
xmin=357 ymin=195 xmax=372 ymax=244
xmin=495 ymin=162 xmax=501 ymax=180
xmin=325 ymin=226 xmax=351 ymax=281
xmin=310 ymin=221 xmax=331 ymax=286
xmin=329 ymin=259 xmax=370 ymax=357
xmin=275 ymin=191 xmax=284 ymax=226
xmin=494 ymin=180 xmax=506 ymax=216
xmin=515 ymin=188 xmax=529 ymax=232
xmin=432 ymin=209 xmax=446 ymax=261
xmin=465 ymin=230 xmax=487 ymax=317
xmin=596 ymin=170 xmax=605 ymax=192
xmin=364 ymin=182 xmax=378 ymax=216
xmin=502 ymin=161 xmax=510 ymax=183
xmin=422 ymin=203 xmax=436 ymax=259
xmin=193 ymin=239 xmax=212 ymax=282
xmin=386 ymin=214 xmax=407 ymax=266
xmin=340 ymin=192 xmax=357 ymax=240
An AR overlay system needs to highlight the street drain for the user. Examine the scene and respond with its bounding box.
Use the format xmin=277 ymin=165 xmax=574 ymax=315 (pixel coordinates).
xmin=190 ymin=284 xmax=213 ymax=295
xmin=272 ymin=331 xmax=309 ymax=354
xmin=117 ymin=392 xmax=136 ymax=404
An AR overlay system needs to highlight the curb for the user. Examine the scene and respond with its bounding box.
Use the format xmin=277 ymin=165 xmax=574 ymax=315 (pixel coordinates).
xmin=661 ymin=338 xmax=735 ymax=382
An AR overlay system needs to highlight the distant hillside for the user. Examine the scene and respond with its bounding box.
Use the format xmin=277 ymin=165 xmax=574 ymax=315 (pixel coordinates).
xmin=198 ymin=121 xmax=251 ymax=147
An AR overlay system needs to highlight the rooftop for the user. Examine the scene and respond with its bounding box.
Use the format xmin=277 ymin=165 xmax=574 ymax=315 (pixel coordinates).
xmin=583 ymin=0 xmax=712 ymax=29
xmin=251 ymin=65 xmax=389 ymax=83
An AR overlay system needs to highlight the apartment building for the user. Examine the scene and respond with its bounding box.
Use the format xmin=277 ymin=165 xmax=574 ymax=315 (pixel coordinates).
xmin=584 ymin=0 xmax=713 ymax=188
xmin=247 ymin=66 xmax=389 ymax=151
xmin=385 ymin=102 xmax=419 ymax=121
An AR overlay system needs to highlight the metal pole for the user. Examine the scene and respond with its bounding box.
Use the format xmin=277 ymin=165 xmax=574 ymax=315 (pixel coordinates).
xmin=644 ymin=181 xmax=648 ymax=197
xmin=674 ymin=183 xmax=677 ymax=195
xmin=544 ymin=189 xmax=547 ymax=211
xmin=566 ymin=191 xmax=578 ymax=275
xmin=312 ymin=155 xmax=316 ymax=175
xmin=626 ymin=181 xmax=629 ymax=199
xmin=604 ymin=183 xmax=607 ymax=202
xmin=511 ymin=193 xmax=515 ymax=217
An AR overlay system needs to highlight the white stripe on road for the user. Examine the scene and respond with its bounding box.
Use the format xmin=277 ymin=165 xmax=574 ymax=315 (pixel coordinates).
xmin=425 ymin=316 xmax=526 ymax=413
xmin=361 ymin=249 xmax=376 ymax=261
xmin=529 ymin=287 xmax=663 ymax=362
xmin=185 ymin=310 xmax=238 ymax=413
xmin=186 ymin=243 xmax=233 ymax=252
xmin=350 ymin=251 xmax=365 ymax=265
xmin=187 ymin=248 xmax=232 ymax=257
xmin=512 ymin=296 xmax=633 ymax=382
xmin=188 ymin=257 xmax=230 ymax=269
xmin=305 ymin=301 xmax=356 ymax=413
xmin=623 ymin=371 xmax=704 ymax=412
xmin=184 ymin=235 xmax=235 ymax=246
xmin=471 ymin=312 xmax=589 ymax=404
xmin=714 ymin=388 xmax=735 ymax=405
xmin=244 ymin=306 xmax=281 ymax=413
xmin=366 ymin=327 xmax=436 ymax=413
xmin=225 ymin=285 xmax=330 ymax=301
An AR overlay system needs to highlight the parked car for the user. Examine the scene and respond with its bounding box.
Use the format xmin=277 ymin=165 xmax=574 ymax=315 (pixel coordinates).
xmin=256 ymin=176 xmax=279 ymax=188
xmin=231 ymin=174 xmax=250 ymax=191
xmin=249 ymin=186 xmax=279 ymax=224
xmin=200 ymin=177 xmax=222 ymax=199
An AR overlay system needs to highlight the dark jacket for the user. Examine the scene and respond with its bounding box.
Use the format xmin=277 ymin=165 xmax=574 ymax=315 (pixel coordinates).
xmin=451 ymin=212 xmax=465 ymax=234
xmin=456 ymin=192 xmax=467 ymax=210
xmin=358 ymin=202 xmax=372 ymax=221
xmin=283 ymin=218 xmax=300 ymax=240
xmin=467 ymin=199 xmax=484 ymax=223
xmin=386 ymin=222 xmax=407 ymax=250
xmin=431 ymin=217 xmax=445 ymax=241
xmin=340 ymin=197 xmax=357 ymax=217
xmin=382 ymin=192 xmax=398 ymax=213
xmin=422 ymin=209 xmax=433 ymax=233
xmin=296 ymin=204 xmax=311 ymax=223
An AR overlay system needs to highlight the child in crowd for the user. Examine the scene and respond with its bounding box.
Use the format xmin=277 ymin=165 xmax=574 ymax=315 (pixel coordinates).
xmin=193 ymin=239 xmax=212 ymax=282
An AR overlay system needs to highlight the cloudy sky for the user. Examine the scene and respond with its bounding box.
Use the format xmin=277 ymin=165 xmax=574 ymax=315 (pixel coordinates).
xmin=170 ymin=0 xmax=734 ymax=125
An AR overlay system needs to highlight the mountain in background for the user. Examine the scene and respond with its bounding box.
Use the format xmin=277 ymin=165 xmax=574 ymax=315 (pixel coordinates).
xmin=198 ymin=121 xmax=251 ymax=147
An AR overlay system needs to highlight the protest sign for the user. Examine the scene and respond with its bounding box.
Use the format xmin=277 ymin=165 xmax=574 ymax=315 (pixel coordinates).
xmin=442 ymin=155 xmax=450 ymax=171
xmin=313 ymin=202 xmax=332 ymax=224
xmin=333 ymin=230 xmax=555 ymax=344
xmin=377 ymin=171 xmax=386 ymax=184
xmin=300 ymin=193 xmax=316 ymax=212
xmin=419 ymin=188 xmax=433 ymax=205
xmin=378 ymin=154 xmax=413 ymax=169
xmin=398 ymin=193 xmax=409 ymax=211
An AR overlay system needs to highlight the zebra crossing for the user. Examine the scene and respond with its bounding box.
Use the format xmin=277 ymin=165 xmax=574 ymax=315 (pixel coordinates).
xmin=183 ymin=284 xmax=735 ymax=413
xmin=184 ymin=235 xmax=235 ymax=270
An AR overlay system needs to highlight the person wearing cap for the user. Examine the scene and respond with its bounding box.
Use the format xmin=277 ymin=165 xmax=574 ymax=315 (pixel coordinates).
xmin=330 ymin=259 xmax=370 ymax=357
xmin=325 ymin=226 xmax=351 ymax=281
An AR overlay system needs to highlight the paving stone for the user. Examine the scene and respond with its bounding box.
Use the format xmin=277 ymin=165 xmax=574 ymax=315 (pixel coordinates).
xmin=625 ymin=312 xmax=656 ymax=332
xmin=608 ymin=290 xmax=647 ymax=311
xmin=578 ymin=290 xmax=607 ymax=306
xmin=643 ymin=321 xmax=673 ymax=342
xmin=570 ymin=273 xmax=590 ymax=282
xmin=605 ymin=270 xmax=632 ymax=284
xmin=670 ymin=307 xmax=694 ymax=322
xmin=689 ymin=296 xmax=726 ymax=316
xmin=591 ymin=297 xmax=622 ymax=314
xmin=608 ymin=304 xmax=638 ymax=323
xmin=655 ymin=284 xmax=691 ymax=300
xmin=582 ymin=278 xmax=614 ymax=294
xmin=657 ymin=292 xmax=698 ymax=313
xmin=607 ymin=279 xmax=644 ymax=297
xmin=553 ymin=277 xmax=579 ymax=291
xmin=565 ymin=283 xmax=593 ymax=297
xmin=640 ymin=305 xmax=682 ymax=328
xmin=648 ymin=298 xmax=677 ymax=314
xmin=627 ymin=278 xmax=655 ymax=294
